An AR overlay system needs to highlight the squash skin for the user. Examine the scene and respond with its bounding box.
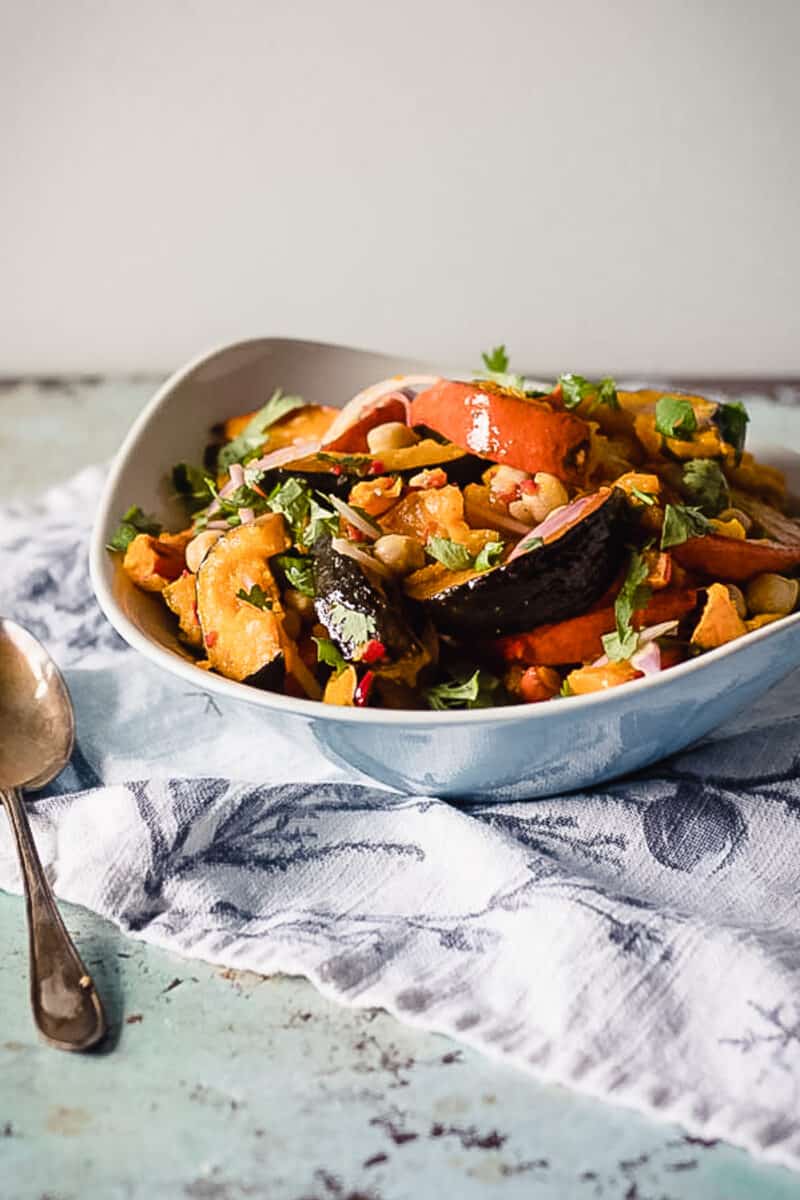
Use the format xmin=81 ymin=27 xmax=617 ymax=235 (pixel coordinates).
xmin=195 ymin=518 xmax=290 ymax=684
xmin=410 ymin=380 xmax=592 ymax=484
xmin=312 ymin=535 xmax=427 ymax=679
xmin=415 ymin=488 xmax=631 ymax=638
xmin=276 ymin=440 xmax=486 ymax=489
xmin=673 ymin=534 xmax=800 ymax=582
xmin=163 ymin=571 xmax=203 ymax=648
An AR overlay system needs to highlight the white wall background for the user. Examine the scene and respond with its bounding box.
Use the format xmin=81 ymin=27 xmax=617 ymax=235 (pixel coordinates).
xmin=1 ymin=0 xmax=798 ymax=376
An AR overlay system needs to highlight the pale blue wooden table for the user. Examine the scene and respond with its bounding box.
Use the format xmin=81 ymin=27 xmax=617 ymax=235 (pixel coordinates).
xmin=2 ymin=376 xmax=799 ymax=1200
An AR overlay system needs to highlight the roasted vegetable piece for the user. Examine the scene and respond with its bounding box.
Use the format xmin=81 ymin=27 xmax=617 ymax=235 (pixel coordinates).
xmin=380 ymin=483 xmax=497 ymax=554
xmin=691 ymin=582 xmax=748 ymax=650
xmin=123 ymin=531 xmax=192 ymax=592
xmin=312 ymin=534 xmax=428 ymax=684
xmin=222 ymin=403 xmax=337 ymax=447
xmin=287 ymin=440 xmax=485 ymax=486
xmin=322 ymin=394 xmax=409 ymax=452
xmin=163 ymin=572 xmax=203 ymax=648
xmin=410 ymin=380 xmax=592 ymax=484
xmin=673 ymin=534 xmax=800 ymax=582
xmin=411 ymin=487 xmax=630 ymax=638
xmin=495 ymin=588 xmax=699 ymax=666
xmin=195 ymin=517 xmax=290 ymax=684
xmin=566 ymin=661 xmax=643 ymax=694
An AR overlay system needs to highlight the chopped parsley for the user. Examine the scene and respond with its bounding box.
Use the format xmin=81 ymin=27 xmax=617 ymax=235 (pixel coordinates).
xmin=482 ymin=345 xmax=510 ymax=373
xmin=654 ymin=395 xmax=698 ymax=439
xmin=681 ymin=459 xmax=729 ymax=516
xmin=660 ymin=503 xmax=713 ymax=549
xmin=473 ymin=541 xmax=506 ymax=572
xmin=313 ymin=637 xmax=346 ymax=675
xmin=264 ymin=477 xmax=338 ymax=548
xmin=217 ymin=388 xmax=306 ymax=470
xmin=426 ymin=536 xmax=505 ymax=573
xmin=602 ymin=549 xmax=651 ymax=661
xmin=172 ymin=463 xmax=215 ymax=513
xmin=424 ymin=667 xmax=501 ymax=711
xmin=559 ymin=373 xmax=620 ymax=411
xmin=326 ymin=603 xmax=377 ymax=648
xmin=275 ymin=553 xmax=316 ymax=597
xmin=236 ymin=584 xmax=273 ymax=610
xmin=426 ymin=537 xmax=475 ymax=571
xmin=715 ymin=400 xmax=749 ymax=458
xmin=106 ymin=505 xmax=163 ymax=552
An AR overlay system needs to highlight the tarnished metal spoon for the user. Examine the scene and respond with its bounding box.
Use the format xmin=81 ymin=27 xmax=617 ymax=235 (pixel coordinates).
xmin=0 ymin=618 xmax=106 ymax=1050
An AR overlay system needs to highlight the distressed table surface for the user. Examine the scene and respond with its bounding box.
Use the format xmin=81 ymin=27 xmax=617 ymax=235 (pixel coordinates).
xmin=2 ymin=375 xmax=799 ymax=1200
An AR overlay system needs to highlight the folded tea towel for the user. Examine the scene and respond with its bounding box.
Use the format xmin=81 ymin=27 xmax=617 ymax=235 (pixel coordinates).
xmin=2 ymin=465 xmax=800 ymax=1169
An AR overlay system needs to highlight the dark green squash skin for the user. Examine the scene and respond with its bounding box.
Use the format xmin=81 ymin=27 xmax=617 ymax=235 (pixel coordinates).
xmin=312 ymin=536 xmax=424 ymax=663
xmin=422 ymin=489 xmax=631 ymax=638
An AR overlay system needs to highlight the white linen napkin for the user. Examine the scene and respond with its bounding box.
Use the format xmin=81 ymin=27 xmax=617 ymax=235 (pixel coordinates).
xmin=2 ymin=465 xmax=800 ymax=1169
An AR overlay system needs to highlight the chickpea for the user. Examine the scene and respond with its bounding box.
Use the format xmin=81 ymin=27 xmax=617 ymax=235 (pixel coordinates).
xmin=284 ymin=588 xmax=316 ymax=623
xmin=717 ymin=507 xmax=753 ymax=534
xmin=373 ymin=534 xmax=426 ymax=576
xmin=745 ymin=573 xmax=799 ymax=617
xmin=489 ymin=465 xmax=530 ymax=502
xmin=366 ymin=422 xmax=419 ymax=454
xmin=185 ymin=529 xmax=223 ymax=573
xmin=508 ymin=472 xmax=568 ymax=525
xmin=726 ymin=584 xmax=747 ymax=620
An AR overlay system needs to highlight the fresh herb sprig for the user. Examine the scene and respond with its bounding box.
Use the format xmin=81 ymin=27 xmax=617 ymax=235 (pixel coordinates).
xmin=426 ymin=536 xmax=505 ymax=573
xmin=602 ymin=549 xmax=651 ymax=661
xmin=660 ymin=504 xmax=713 ymax=549
xmin=107 ymin=505 xmax=163 ymax=552
xmin=236 ymin=584 xmax=273 ymax=610
xmin=654 ymin=395 xmax=698 ymax=439
xmin=558 ymin=374 xmax=620 ymax=411
xmin=424 ymin=667 xmax=501 ymax=710
xmin=217 ymin=389 xmax=306 ymax=470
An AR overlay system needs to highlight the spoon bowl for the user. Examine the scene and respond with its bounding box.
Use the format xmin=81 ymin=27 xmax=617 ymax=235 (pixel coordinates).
xmin=0 ymin=617 xmax=106 ymax=1051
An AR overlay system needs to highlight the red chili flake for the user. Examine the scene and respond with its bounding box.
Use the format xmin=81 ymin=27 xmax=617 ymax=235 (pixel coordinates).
xmin=368 ymin=460 xmax=385 ymax=475
xmin=204 ymin=630 xmax=218 ymax=648
xmin=354 ymin=670 xmax=376 ymax=707
xmin=330 ymin=465 xmax=343 ymax=476
xmin=519 ymin=479 xmax=539 ymax=495
xmin=192 ymin=605 xmax=200 ymax=626
xmin=181 ymin=568 xmax=191 ymax=578
xmin=360 ymin=639 xmax=386 ymax=664
xmin=251 ymin=482 xmax=268 ymax=499
xmin=344 ymin=522 xmax=367 ymax=543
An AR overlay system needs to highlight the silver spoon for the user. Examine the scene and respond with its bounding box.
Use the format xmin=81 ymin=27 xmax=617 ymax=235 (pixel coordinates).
xmin=0 ymin=618 xmax=106 ymax=1051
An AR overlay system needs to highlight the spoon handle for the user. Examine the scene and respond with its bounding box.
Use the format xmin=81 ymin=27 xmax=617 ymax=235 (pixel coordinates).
xmin=1 ymin=787 xmax=107 ymax=1051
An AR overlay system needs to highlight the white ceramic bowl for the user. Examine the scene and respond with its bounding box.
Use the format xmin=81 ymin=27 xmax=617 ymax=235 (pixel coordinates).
xmin=90 ymin=338 xmax=800 ymax=800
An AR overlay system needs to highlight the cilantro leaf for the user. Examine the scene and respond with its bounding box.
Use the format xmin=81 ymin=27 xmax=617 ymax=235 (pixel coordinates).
xmin=602 ymin=549 xmax=651 ymax=662
xmin=473 ymin=541 xmax=505 ymax=572
xmin=266 ymin=476 xmax=310 ymax=534
xmin=236 ymin=584 xmax=273 ymax=610
xmin=715 ymin=400 xmax=749 ymax=458
xmin=326 ymin=603 xmax=377 ymax=648
xmin=654 ymin=395 xmax=698 ymax=439
xmin=172 ymin=462 xmax=215 ymax=514
xmin=106 ymin=505 xmax=163 ymax=552
xmin=681 ymin=459 xmax=729 ymax=516
xmin=481 ymin=345 xmax=510 ymax=373
xmin=426 ymin=537 xmax=475 ymax=571
xmin=558 ymin=373 xmax=620 ymax=411
xmin=313 ymin=637 xmax=346 ymax=675
xmin=660 ymin=503 xmax=713 ymax=549
xmin=275 ymin=553 xmax=316 ymax=597
xmin=424 ymin=668 xmax=501 ymax=711
xmin=217 ymin=389 xmax=306 ymax=470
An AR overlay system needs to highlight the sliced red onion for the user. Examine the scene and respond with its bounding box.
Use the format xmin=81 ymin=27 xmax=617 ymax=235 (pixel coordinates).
xmin=630 ymin=640 xmax=662 ymax=676
xmin=206 ymin=519 xmax=231 ymax=531
xmin=331 ymin=537 xmax=392 ymax=578
xmin=245 ymin=439 xmax=322 ymax=474
xmin=239 ymin=507 xmax=255 ymax=525
xmin=322 ymin=374 xmax=441 ymax=447
xmin=507 ymin=493 xmax=601 ymax=562
xmin=637 ymin=620 xmax=679 ymax=643
xmin=228 ymin=462 xmax=245 ymax=489
xmin=328 ymin=494 xmax=382 ymax=541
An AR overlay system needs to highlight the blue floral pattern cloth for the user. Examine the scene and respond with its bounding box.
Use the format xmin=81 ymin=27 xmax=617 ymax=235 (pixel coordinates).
xmin=2 ymin=465 xmax=800 ymax=1168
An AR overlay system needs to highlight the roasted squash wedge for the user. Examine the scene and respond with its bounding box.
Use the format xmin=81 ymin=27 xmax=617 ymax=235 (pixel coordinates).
xmin=691 ymin=582 xmax=748 ymax=650
xmin=123 ymin=530 xmax=192 ymax=592
xmin=196 ymin=517 xmax=290 ymax=683
xmin=163 ymin=571 xmax=203 ymax=648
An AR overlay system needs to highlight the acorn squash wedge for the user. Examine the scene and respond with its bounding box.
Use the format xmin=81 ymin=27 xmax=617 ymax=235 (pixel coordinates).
xmin=407 ymin=487 xmax=631 ymax=638
xmin=195 ymin=517 xmax=290 ymax=684
xmin=312 ymin=534 xmax=429 ymax=684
